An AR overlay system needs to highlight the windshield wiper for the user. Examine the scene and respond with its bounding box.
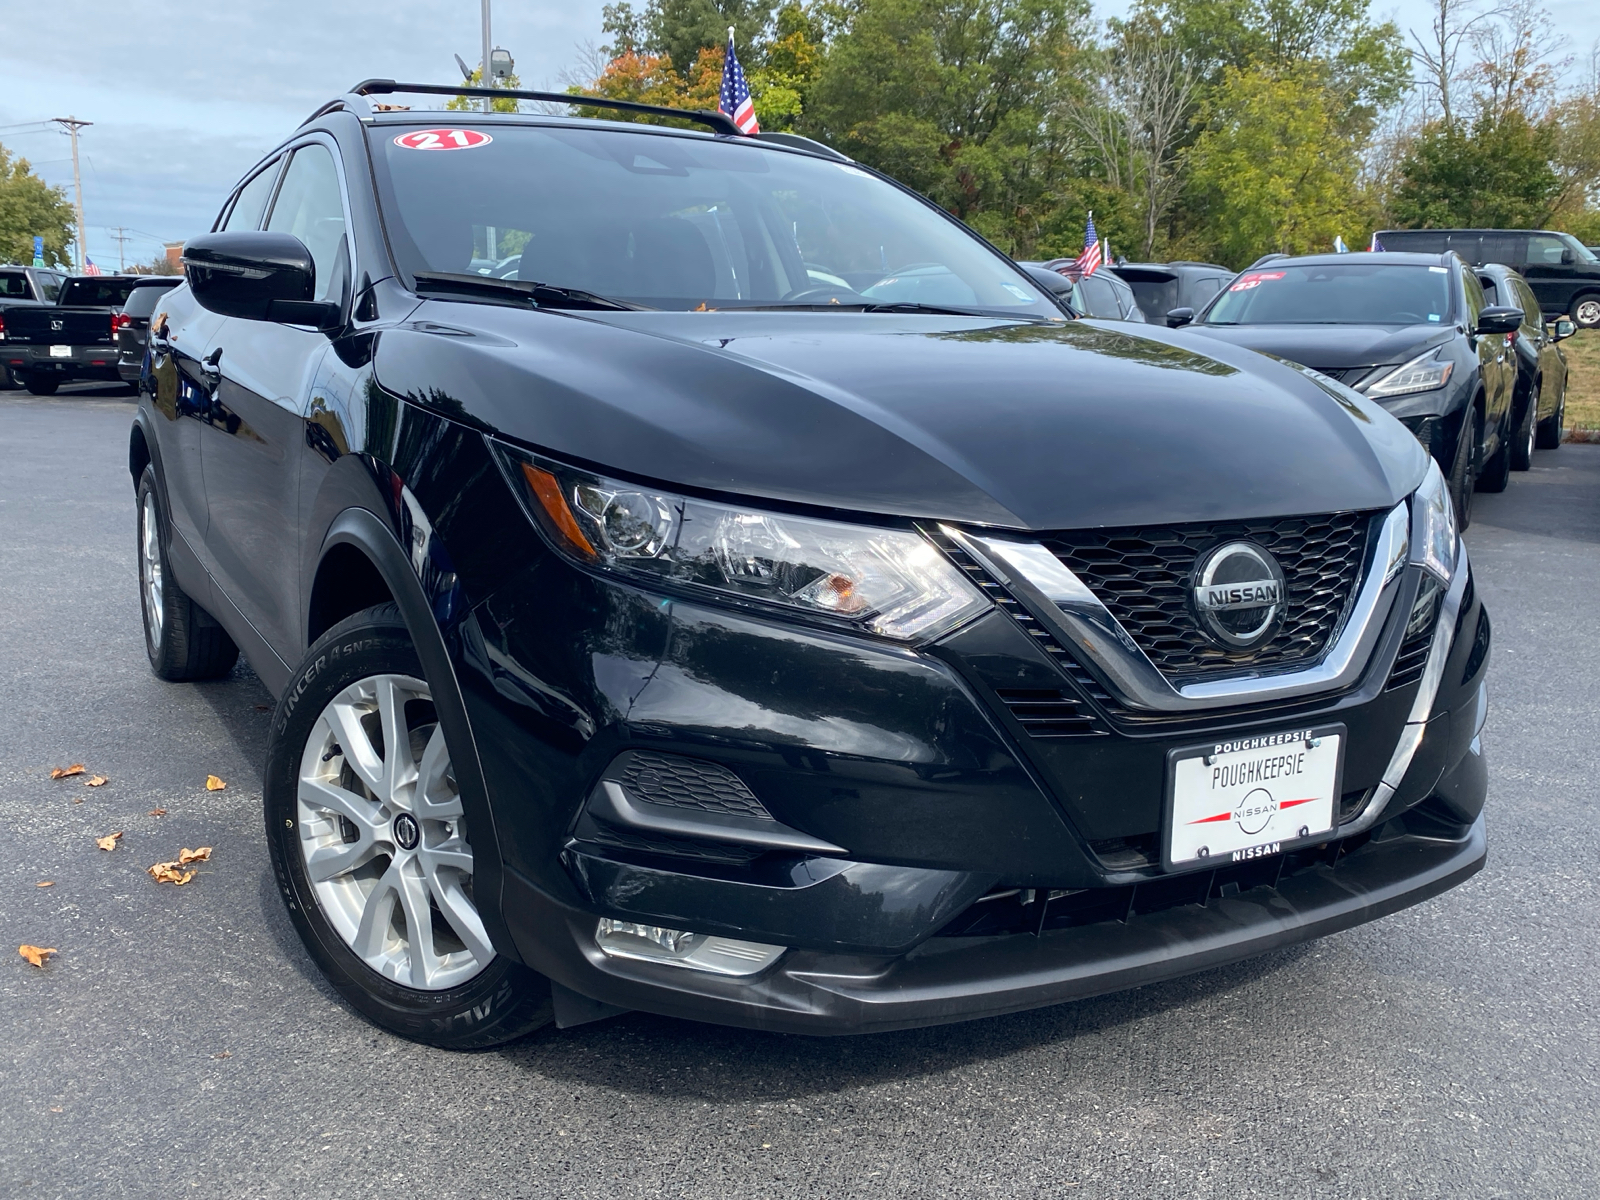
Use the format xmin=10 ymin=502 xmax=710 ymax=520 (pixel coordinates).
xmin=733 ymin=300 xmax=1045 ymax=320
xmin=412 ymin=272 xmax=647 ymax=312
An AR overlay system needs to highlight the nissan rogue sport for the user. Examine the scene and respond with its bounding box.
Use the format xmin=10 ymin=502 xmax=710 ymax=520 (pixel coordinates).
xmin=129 ymin=80 xmax=1491 ymax=1047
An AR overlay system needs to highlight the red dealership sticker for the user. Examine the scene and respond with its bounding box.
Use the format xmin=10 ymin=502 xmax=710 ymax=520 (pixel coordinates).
xmin=393 ymin=129 xmax=493 ymax=151
xmin=1229 ymin=271 xmax=1285 ymax=292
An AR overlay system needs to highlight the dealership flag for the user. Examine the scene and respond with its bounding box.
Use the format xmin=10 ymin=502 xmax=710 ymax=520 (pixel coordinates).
xmin=719 ymin=28 xmax=760 ymax=136
xmin=83 ymin=258 xmax=103 ymax=277
xmin=1074 ymin=213 xmax=1102 ymax=276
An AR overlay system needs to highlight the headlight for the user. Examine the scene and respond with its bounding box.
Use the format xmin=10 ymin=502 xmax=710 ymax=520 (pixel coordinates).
xmin=1364 ymin=349 xmax=1454 ymax=398
xmin=1410 ymin=458 xmax=1457 ymax=582
xmin=492 ymin=443 xmax=990 ymax=641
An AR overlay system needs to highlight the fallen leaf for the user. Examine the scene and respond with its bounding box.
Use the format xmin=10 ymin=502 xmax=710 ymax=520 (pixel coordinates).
xmin=49 ymin=1107 xmax=63 ymax=1113
xmin=213 ymin=1050 xmax=231 ymax=1059
xmin=84 ymin=775 xmax=108 ymax=788
xmin=36 ymin=881 xmax=54 ymax=888
xmin=148 ymin=808 xmax=168 ymax=817
xmin=205 ymin=775 xmax=226 ymax=791
xmin=148 ymin=861 xmax=195 ymax=886
xmin=95 ymin=831 xmax=125 ymax=852
xmin=50 ymin=764 xmax=86 ymax=780
xmin=178 ymin=846 xmax=213 ymax=864
xmin=19 ymin=944 xmax=58 ymax=967
xmin=253 ymin=704 xmax=271 ymax=712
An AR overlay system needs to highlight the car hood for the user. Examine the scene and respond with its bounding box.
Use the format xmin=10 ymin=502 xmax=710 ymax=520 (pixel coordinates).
xmin=1181 ymin=323 xmax=1454 ymax=370
xmin=373 ymin=303 xmax=1426 ymax=531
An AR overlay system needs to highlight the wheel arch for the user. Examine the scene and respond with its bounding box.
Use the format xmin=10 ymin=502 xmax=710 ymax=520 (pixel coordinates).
xmin=300 ymin=507 xmax=519 ymax=963
xmin=129 ymin=414 xmax=156 ymax=491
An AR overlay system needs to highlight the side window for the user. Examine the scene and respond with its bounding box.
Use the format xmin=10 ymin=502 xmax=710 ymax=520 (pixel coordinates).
xmin=1461 ymin=269 xmax=1486 ymax=326
xmin=265 ymin=144 xmax=348 ymax=303
xmin=38 ymin=273 xmax=63 ymax=302
xmin=224 ymin=161 xmax=282 ymax=232
xmin=1189 ymin=278 xmax=1222 ymax=308
xmin=1478 ymin=234 xmax=1524 ymax=265
xmin=1477 ymin=276 xmax=1498 ymax=306
xmin=1526 ymin=234 xmax=1568 ymax=265
xmin=1514 ymin=279 xmax=1542 ymax=323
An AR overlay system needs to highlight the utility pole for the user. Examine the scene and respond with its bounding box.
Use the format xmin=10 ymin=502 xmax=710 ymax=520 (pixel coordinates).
xmin=481 ymin=0 xmax=492 ymax=114
xmin=110 ymin=226 xmax=130 ymax=272
xmin=52 ymin=116 xmax=92 ymax=271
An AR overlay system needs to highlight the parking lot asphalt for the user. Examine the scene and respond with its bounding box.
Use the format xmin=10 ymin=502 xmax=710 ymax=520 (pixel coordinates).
xmin=3 ymin=382 xmax=1598 ymax=1200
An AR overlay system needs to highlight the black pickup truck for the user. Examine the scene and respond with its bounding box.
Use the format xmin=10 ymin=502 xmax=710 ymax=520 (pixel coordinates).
xmin=2 ymin=275 xmax=141 ymax=394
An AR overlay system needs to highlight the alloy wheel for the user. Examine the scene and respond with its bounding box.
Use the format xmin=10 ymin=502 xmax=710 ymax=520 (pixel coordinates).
xmin=1525 ymin=386 xmax=1539 ymax=463
xmin=140 ymin=491 xmax=164 ymax=645
xmin=1576 ymin=297 xmax=1600 ymax=327
xmin=296 ymin=673 xmax=492 ymax=991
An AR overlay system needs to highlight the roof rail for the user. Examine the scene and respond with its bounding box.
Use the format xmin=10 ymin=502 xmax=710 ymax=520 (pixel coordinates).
xmin=345 ymin=79 xmax=741 ymax=138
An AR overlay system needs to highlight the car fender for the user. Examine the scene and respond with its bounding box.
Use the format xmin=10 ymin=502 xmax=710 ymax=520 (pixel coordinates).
xmin=307 ymin=504 xmax=519 ymax=963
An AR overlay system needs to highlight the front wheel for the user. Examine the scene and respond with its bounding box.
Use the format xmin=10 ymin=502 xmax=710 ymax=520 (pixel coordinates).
xmin=1572 ymin=294 xmax=1600 ymax=329
xmin=264 ymin=604 xmax=552 ymax=1049
xmin=1536 ymin=385 xmax=1565 ymax=450
xmin=23 ymin=375 xmax=59 ymax=396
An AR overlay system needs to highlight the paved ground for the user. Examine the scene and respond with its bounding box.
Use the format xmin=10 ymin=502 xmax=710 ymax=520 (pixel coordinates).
xmin=3 ymin=381 xmax=1598 ymax=1199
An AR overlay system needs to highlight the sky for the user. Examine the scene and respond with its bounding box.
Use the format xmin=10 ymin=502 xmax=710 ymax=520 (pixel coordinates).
xmin=2 ymin=0 xmax=1596 ymax=272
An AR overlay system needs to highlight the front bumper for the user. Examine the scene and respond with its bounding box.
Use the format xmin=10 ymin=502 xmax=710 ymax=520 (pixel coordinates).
xmin=505 ymin=812 xmax=1485 ymax=1034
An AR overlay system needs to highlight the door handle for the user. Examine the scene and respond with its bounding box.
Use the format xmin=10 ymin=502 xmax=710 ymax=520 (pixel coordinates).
xmin=200 ymin=347 xmax=223 ymax=389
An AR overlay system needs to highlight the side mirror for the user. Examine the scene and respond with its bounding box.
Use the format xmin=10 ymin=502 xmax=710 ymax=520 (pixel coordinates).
xmin=1552 ymin=317 xmax=1576 ymax=341
xmin=182 ymin=232 xmax=342 ymax=331
xmin=1474 ymin=306 xmax=1522 ymax=336
xmin=1561 ymin=249 xmax=1575 ymax=265
xmin=1166 ymin=306 xmax=1195 ymax=328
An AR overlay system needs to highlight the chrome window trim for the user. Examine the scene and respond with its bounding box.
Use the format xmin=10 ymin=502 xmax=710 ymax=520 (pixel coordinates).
xmin=941 ymin=502 xmax=1409 ymax=713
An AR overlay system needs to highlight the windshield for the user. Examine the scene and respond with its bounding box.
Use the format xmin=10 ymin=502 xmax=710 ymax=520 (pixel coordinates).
xmin=374 ymin=123 xmax=1053 ymax=315
xmin=1203 ymin=263 xmax=1453 ymax=326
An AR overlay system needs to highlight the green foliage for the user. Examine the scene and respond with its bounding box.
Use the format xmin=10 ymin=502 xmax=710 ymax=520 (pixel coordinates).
xmin=1392 ymin=112 xmax=1563 ymax=229
xmin=448 ymin=67 xmax=523 ymax=113
xmin=0 ymin=144 xmax=74 ymax=267
xmin=1185 ymin=65 xmax=1368 ymax=265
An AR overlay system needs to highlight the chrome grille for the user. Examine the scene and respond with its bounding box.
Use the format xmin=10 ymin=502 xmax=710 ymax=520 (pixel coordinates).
xmin=1041 ymin=511 xmax=1374 ymax=680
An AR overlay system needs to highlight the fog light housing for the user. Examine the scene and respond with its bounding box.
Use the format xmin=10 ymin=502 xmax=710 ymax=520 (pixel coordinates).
xmin=595 ymin=918 xmax=785 ymax=977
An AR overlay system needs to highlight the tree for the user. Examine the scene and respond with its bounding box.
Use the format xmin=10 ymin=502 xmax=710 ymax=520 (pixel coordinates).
xmin=1185 ymin=65 xmax=1369 ymax=264
xmin=0 ymin=144 xmax=75 ymax=268
xmin=449 ymin=66 xmax=523 ymax=113
xmin=1392 ymin=111 xmax=1563 ymax=227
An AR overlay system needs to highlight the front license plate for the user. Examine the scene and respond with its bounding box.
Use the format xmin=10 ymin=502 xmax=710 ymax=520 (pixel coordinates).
xmin=1165 ymin=725 xmax=1344 ymax=871
xmin=49 ymin=345 xmax=72 ymax=358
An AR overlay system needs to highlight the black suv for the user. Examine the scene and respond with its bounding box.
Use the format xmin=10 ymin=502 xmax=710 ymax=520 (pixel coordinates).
xmin=1374 ymin=228 xmax=1600 ymax=328
xmin=132 ymin=81 xmax=1490 ymax=1047
xmin=1108 ymin=260 xmax=1235 ymax=323
xmin=1475 ymin=263 xmax=1573 ymax=468
xmin=1175 ymin=252 xmax=1521 ymax=528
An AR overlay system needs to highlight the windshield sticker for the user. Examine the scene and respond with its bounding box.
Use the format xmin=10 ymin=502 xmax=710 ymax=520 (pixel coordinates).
xmin=1002 ymin=283 xmax=1033 ymax=301
xmin=1429 ymin=314 xmax=1441 ymax=321
xmin=394 ymin=129 xmax=493 ymax=151
xmin=1229 ymin=271 xmax=1285 ymax=292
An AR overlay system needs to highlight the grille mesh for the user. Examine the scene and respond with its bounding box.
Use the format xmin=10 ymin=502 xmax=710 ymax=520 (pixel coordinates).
xmin=621 ymin=751 xmax=772 ymax=820
xmin=1041 ymin=511 xmax=1373 ymax=680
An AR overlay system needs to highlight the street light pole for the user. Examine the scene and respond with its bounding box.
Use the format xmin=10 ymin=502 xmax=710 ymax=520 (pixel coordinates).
xmin=481 ymin=0 xmax=492 ymax=114
xmin=52 ymin=116 xmax=92 ymax=271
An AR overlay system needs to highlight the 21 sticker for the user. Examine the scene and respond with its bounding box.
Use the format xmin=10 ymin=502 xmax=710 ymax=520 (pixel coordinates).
xmin=393 ymin=129 xmax=493 ymax=151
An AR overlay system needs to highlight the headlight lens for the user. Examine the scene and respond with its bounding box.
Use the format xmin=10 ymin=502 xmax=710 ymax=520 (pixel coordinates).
xmin=493 ymin=444 xmax=989 ymax=641
xmin=1410 ymin=457 xmax=1457 ymax=582
xmin=1364 ymin=349 xmax=1454 ymax=398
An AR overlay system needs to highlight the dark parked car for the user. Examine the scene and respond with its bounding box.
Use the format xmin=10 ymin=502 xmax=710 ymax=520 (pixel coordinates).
xmin=1475 ymin=263 xmax=1573 ymax=466
xmin=3 ymin=274 xmax=141 ymax=394
xmin=1108 ymin=261 xmax=1235 ymax=323
xmin=0 ymin=264 xmax=71 ymax=390
xmin=1175 ymin=252 xmax=1519 ymax=527
xmin=1020 ymin=261 xmax=1145 ymax=321
xmin=114 ymin=277 xmax=184 ymax=384
xmin=133 ymin=81 xmax=1489 ymax=1048
xmin=1374 ymin=228 xmax=1600 ymax=328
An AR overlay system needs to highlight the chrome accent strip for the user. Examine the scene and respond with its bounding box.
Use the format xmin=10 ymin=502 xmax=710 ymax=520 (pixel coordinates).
xmin=1342 ymin=538 xmax=1471 ymax=834
xmin=590 ymin=780 xmax=848 ymax=856
xmin=945 ymin=502 xmax=1409 ymax=713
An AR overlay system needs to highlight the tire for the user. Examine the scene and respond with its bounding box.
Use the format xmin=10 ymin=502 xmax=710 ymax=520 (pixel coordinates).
xmin=1 ymin=364 xmax=19 ymax=391
xmin=1572 ymin=294 xmax=1600 ymax=329
xmin=264 ymin=604 xmax=553 ymax=1049
xmin=1510 ymin=382 xmax=1537 ymax=471
xmin=1447 ymin=407 xmax=1477 ymax=531
xmin=1535 ymin=384 xmax=1565 ymax=451
xmin=23 ymin=376 xmax=59 ymax=396
xmin=136 ymin=466 xmax=240 ymax=680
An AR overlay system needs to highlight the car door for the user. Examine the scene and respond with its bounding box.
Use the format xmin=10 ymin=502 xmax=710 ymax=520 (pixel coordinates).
xmin=1461 ymin=265 xmax=1512 ymax=453
xmin=1515 ymin=276 xmax=1564 ymax=423
xmin=198 ymin=140 xmax=349 ymax=664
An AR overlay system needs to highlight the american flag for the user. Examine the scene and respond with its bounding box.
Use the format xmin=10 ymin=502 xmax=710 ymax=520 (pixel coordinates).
xmin=719 ymin=29 xmax=759 ymax=136
xmin=1074 ymin=213 xmax=1102 ymax=276
xmin=83 ymin=258 xmax=103 ymax=277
